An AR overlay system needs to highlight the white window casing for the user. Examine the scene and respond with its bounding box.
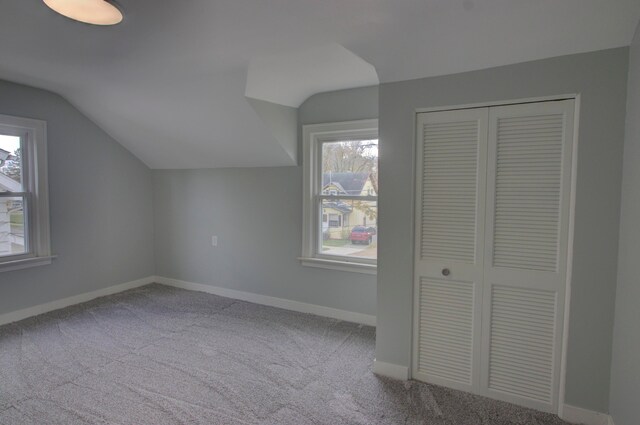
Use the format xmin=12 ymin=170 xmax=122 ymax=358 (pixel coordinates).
xmin=299 ymin=119 xmax=378 ymax=275
xmin=0 ymin=114 xmax=53 ymax=272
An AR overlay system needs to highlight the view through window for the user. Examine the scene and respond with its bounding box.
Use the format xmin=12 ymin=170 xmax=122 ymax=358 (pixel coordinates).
xmin=319 ymin=139 xmax=378 ymax=260
xmin=0 ymin=134 xmax=26 ymax=257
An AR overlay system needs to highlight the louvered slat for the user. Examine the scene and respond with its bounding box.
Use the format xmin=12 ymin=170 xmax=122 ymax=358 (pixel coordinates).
xmin=421 ymin=121 xmax=478 ymax=262
xmin=492 ymin=114 xmax=564 ymax=271
xmin=418 ymin=278 xmax=475 ymax=384
xmin=488 ymin=285 xmax=556 ymax=403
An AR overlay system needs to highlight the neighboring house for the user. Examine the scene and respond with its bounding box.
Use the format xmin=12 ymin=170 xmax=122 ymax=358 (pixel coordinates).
xmin=0 ymin=147 xmax=10 ymax=163
xmin=0 ymin=148 xmax=23 ymax=255
xmin=322 ymin=172 xmax=377 ymax=240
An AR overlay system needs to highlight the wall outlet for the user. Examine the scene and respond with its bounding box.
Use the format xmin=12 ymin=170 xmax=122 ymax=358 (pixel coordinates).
xmin=211 ymin=235 xmax=218 ymax=247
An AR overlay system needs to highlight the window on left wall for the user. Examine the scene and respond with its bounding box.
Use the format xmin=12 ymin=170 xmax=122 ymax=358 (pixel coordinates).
xmin=0 ymin=114 xmax=51 ymax=272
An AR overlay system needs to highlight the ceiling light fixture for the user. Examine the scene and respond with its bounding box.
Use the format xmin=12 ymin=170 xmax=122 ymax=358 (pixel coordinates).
xmin=43 ymin=0 xmax=123 ymax=26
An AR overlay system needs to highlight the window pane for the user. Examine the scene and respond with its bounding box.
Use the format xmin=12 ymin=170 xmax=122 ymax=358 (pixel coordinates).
xmin=0 ymin=196 xmax=27 ymax=257
xmin=320 ymin=199 xmax=377 ymax=260
xmin=322 ymin=139 xmax=378 ymax=197
xmin=0 ymin=135 xmax=22 ymax=192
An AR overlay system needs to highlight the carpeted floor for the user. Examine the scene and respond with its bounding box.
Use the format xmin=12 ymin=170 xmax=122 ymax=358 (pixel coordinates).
xmin=0 ymin=283 xmax=573 ymax=425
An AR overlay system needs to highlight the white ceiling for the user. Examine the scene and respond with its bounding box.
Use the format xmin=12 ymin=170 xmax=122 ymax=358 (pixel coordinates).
xmin=0 ymin=0 xmax=639 ymax=169
xmin=246 ymin=43 xmax=379 ymax=108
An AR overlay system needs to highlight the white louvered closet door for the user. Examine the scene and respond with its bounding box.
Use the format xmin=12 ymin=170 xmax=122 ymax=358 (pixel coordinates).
xmin=480 ymin=100 xmax=575 ymax=413
xmin=414 ymin=99 xmax=575 ymax=414
xmin=413 ymin=108 xmax=488 ymax=393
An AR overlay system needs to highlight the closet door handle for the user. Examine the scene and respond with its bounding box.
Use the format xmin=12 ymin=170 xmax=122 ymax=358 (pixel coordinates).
xmin=442 ymin=268 xmax=450 ymax=277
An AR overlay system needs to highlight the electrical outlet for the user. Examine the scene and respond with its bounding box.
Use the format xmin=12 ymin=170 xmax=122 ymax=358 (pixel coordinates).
xmin=211 ymin=235 xmax=218 ymax=247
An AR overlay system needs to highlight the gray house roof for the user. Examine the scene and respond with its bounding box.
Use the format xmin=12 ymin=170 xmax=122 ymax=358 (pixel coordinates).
xmin=322 ymin=172 xmax=369 ymax=195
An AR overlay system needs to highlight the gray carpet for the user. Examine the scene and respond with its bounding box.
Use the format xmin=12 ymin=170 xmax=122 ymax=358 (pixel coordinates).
xmin=0 ymin=283 xmax=573 ymax=425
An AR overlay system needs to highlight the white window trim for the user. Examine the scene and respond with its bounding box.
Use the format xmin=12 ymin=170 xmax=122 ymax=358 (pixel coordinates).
xmin=299 ymin=119 xmax=378 ymax=275
xmin=0 ymin=114 xmax=53 ymax=272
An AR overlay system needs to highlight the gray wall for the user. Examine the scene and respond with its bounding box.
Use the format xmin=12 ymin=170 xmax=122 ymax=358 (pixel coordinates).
xmin=609 ymin=22 xmax=640 ymax=425
xmin=153 ymin=86 xmax=378 ymax=316
xmin=376 ymin=48 xmax=629 ymax=413
xmin=0 ymin=80 xmax=155 ymax=315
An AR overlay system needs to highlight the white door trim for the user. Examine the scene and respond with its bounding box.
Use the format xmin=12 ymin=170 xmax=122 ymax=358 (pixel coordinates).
xmin=557 ymin=94 xmax=581 ymax=417
xmin=415 ymin=94 xmax=578 ymax=114
xmin=411 ymin=94 xmax=580 ymax=415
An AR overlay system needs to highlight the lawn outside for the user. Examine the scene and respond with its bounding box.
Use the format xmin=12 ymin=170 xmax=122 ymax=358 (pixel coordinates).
xmin=323 ymin=239 xmax=350 ymax=248
xmin=321 ymin=237 xmax=377 ymax=259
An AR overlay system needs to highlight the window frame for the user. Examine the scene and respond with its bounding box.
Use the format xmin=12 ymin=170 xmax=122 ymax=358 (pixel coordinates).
xmin=0 ymin=114 xmax=52 ymax=272
xmin=300 ymin=119 xmax=378 ymax=275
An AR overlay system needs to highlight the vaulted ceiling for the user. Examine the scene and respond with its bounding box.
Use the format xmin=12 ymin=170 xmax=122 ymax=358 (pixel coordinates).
xmin=1 ymin=0 xmax=639 ymax=168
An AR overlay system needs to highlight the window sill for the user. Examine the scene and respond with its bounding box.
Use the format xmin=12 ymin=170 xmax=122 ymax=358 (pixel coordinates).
xmin=298 ymin=257 xmax=377 ymax=275
xmin=0 ymin=255 xmax=56 ymax=273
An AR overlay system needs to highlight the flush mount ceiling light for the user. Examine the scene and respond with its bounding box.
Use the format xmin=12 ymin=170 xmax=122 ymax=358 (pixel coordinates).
xmin=43 ymin=0 xmax=123 ymax=26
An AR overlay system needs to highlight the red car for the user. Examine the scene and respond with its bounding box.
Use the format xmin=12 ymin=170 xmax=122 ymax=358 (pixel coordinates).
xmin=349 ymin=226 xmax=374 ymax=245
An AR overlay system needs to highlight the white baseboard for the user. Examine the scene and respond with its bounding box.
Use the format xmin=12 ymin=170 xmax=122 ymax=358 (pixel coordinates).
xmin=372 ymin=360 xmax=410 ymax=380
xmin=154 ymin=276 xmax=377 ymax=326
xmin=561 ymin=404 xmax=613 ymax=425
xmin=0 ymin=276 xmax=156 ymax=326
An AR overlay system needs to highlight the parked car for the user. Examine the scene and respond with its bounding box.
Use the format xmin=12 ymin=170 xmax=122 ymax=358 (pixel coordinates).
xmin=365 ymin=226 xmax=377 ymax=235
xmin=349 ymin=226 xmax=373 ymax=244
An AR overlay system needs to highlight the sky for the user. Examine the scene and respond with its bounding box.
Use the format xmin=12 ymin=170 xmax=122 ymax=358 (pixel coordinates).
xmin=0 ymin=135 xmax=20 ymax=154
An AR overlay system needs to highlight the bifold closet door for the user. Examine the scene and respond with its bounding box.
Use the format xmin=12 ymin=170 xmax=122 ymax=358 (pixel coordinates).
xmin=412 ymin=108 xmax=488 ymax=393
xmin=480 ymin=100 xmax=575 ymax=413
xmin=414 ymin=99 xmax=575 ymax=414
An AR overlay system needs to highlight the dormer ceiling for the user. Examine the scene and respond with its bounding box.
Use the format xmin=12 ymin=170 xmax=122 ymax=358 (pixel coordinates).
xmin=0 ymin=0 xmax=638 ymax=169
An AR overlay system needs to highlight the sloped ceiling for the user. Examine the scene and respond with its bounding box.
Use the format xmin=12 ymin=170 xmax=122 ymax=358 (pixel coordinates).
xmin=0 ymin=0 xmax=639 ymax=169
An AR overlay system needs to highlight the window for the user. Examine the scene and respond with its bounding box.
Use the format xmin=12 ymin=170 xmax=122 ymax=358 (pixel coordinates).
xmin=0 ymin=114 xmax=51 ymax=272
xmin=328 ymin=214 xmax=341 ymax=228
xmin=300 ymin=119 xmax=378 ymax=274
